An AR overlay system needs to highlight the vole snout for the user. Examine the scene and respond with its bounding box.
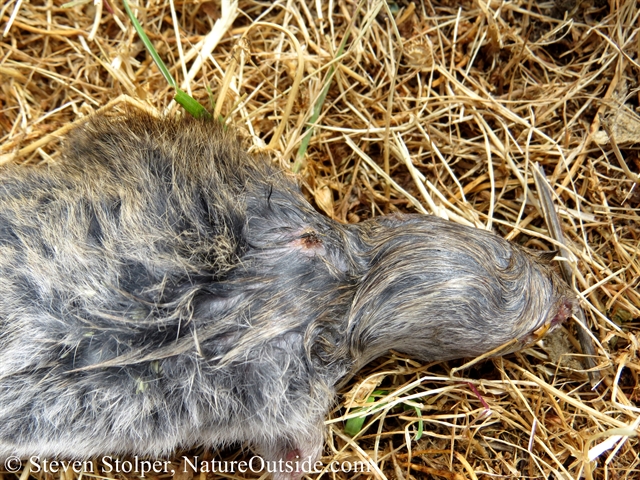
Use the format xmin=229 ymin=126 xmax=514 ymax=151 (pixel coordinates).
xmin=345 ymin=214 xmax=575 ymax=369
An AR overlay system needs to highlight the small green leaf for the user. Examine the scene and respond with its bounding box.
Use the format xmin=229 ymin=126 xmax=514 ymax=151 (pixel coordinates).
xmin=344 ymin=391 xmax=423 ymax=440
xmin=344 ymin=395 xmax=375 ymax=437
xmin=344 ymin=390 xmax=388 ymax=437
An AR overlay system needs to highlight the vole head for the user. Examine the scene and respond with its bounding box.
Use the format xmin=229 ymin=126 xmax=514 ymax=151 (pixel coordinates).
xmin=345 ymin=214 xmax=576 ymax=370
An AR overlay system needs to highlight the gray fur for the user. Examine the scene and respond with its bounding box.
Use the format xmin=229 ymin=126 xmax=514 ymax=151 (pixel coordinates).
xmin=0 ymin=115 xmax=575 ymax=478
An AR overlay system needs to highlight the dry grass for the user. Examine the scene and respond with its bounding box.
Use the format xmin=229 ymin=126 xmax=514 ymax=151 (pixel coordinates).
xmin=1 ymin=0 xmax=639 ymax=479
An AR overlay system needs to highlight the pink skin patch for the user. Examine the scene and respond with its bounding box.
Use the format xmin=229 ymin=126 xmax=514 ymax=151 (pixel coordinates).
xmin=520 ymin=298 xmax=575 ymax=345
xmin=550 ymin=299 xmax=574 ymax=326
xmin=286 ymin=448 xmax=302 ymax=462
xmin=285 ymin=449 xmax=303 ymax=480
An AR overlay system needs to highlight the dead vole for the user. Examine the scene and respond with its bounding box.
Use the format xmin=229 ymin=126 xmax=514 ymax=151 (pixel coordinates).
xmin=0 ymin=115 xmax=575 ymax=479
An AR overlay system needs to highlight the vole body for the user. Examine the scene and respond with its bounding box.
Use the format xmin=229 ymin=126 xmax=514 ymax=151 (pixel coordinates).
xmin=0 ymin=115 xmax=574 ymax=478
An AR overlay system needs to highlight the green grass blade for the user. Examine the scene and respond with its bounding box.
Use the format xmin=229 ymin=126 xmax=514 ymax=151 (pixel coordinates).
xmin=413 ymin=406 xmax=423 ymax=440
xmin=175 ymin=89 xmax=212 ymax=120
xmin=122 ymin=0 xmax=176 ymax=88
xmin=293 ymin=0 xmax=370 ymax=172
xmin=122 ymin=0 xmax=212 ymax=119
xmin=293 ymin=77 xmax=333 ymax=173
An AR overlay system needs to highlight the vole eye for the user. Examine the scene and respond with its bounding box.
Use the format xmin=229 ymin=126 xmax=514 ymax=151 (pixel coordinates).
xmin=299 ymin=231 xmax=322 ymax=250
xmin=289 ymin=230 xmax=327 ymax=257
